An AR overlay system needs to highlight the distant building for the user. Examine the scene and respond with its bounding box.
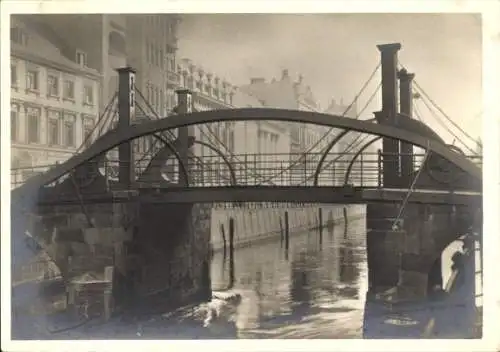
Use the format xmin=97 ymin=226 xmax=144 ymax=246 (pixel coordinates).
xmin=240 ymin=70 xmax=353 ymax=184
xmin=25 ymin=14 xmax=181 ymax=123
xmin=177 ymin=58 xmax=291 ymax=185
xmin=324 ymin=98 xmax=378 ymax=186
xmin=10 ymin=16 xmax=101 ymax=183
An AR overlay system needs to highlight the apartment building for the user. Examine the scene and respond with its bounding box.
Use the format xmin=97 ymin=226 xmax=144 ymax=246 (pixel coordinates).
xmin=10 ymin=16 xmax=100 ymax=182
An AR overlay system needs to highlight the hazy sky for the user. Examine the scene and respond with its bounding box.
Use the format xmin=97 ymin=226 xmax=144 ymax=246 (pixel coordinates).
xmin=177 ymin=13 xmax=482 ymax=149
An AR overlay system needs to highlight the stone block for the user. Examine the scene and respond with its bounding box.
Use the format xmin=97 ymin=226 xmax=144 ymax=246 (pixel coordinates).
xmin=57 ymin=228 xmax=85 ymax=243
xmin=83 ymin=227 xmax=132 ymax=247
xmin=403 ymin=233 xmax=421 ymax=254
xmin=68 ymin=213 xmax=90 ymax=228
xmin=398 ymin=270 xmax=428 ymax=298
xmin=384 ymin=230 xmax=406 ymax=253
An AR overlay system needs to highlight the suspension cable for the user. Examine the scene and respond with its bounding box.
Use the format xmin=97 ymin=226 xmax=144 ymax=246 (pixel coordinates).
xmin=194 ymin=111 xmax=276 ymax=185
xmin=391 ymin=145 xmax=431 ymax=230
xmin=305 ymin=82 xmax=382 ymax=177
xmin=262 ymin=81 xmax=382 ymax=185
xmin=134 ymin=93 xmax=233 ymax=184
xmin=76 ymin=92 xmax=118 ymax=153
xmin=202 ymin=63 xmax=381 ymax=186
xmin=398 ymin=62 xmax=481 ymax=150
xmin=413 ymin=80 xmax=481 ymax=148
xmin=300 ymin=131 xmax=374 ymax=185
xmin=415 ymin=86 xmax=476 ymax=155
xmin=293 ymin=62 xmax=381 ymax=157
xmin=413 ymin=98 xmax=424 ymax=122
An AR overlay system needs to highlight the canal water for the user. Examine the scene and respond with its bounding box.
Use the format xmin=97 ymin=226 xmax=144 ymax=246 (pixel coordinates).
xmin=14 ymin=210 xmax=471 ymax=340
xmin=208 ymin=215 xmax=367 ymax=339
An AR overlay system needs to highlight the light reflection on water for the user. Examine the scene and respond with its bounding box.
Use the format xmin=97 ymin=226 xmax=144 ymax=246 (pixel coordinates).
xmin=13 ymin=211 xmax=468 ymax=340
xmin=209 ymin=216 xmax=368 ymax=339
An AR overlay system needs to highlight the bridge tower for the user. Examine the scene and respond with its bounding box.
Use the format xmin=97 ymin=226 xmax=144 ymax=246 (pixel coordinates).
xmin=398 ymin=68 xmax=415 ymax=186
xmin=116 ymin=67 xmax=136 ymax=188
xmin=366 ymin=43 xmax=404 ymax=297
xmin=176 ymin=89 xmax=195 ymax=185
xmin=376 ymin=42 xmax=401 ymax=186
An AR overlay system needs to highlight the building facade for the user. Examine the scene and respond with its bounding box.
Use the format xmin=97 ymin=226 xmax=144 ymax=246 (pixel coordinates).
xmin=176 ymin=58 xmax=291 ymax=185
xmin=10 ymin=16 xmax=101 ymax=184
xmin=240 ymin=70 xmax=347 ymax=184
xmin=324 ymin=98 xmax=379 ymax=186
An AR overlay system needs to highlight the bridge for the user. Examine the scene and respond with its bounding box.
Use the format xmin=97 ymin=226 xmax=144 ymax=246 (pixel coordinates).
xmin=10 ymin=43 xmax=482 ymax=322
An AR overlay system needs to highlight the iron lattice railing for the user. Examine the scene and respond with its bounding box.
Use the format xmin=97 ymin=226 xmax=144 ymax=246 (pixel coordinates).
xmin=11 ymin=150 xmax=482 ymax=191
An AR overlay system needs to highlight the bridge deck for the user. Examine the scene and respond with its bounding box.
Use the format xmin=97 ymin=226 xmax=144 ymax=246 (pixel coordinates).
xmin=35 ymin=186 xmax=481 ymax=207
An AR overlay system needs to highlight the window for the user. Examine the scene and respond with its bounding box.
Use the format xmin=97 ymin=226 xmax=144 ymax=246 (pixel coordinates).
xmin=83 ymin=117 xmax=95 ymax=148
xmin=145 ymin=41 xmax=150 ymax=62
xmin=160 ymin=89 xmax=164 ymax=113
xmin=64 ymin=114 xmax=76 ymax=147
xmin=151 ymin=85 xmax=156 ymax=107
xmin=26 ymin=70 xmax=39 ymax=91
xmin=26 ymin=106 xmax=41 ymax=143
xmin=228 ymin=130 xmax=235 ymax=153
xmin=152 ymin=47 xmax=158 ymax=67
xmin=47 ymin=74 xmax=59 ymax=97
xmin=155 ymin=88 xmax=160 ymax=111
xmin=63 ymin=79 xmax=75 ymax=100
xmin=159 ymin=49 xmax=164 ymax=69
xmin=167 ymin=55 xmax=176 ymax=72
xmin=11 ymin=64 xmax=18 ymax=87
xmin=11 ymin=104 xmax=18 ymax=142
xmin=76 ymin=51 xmax=87 ymax=67
xmin=147 ymin=84 xmax=152 ymax=102
xmin=150 ymin=44 xmax=155 ymax=65
xmin=169 ymin=22 xmax=177 ymax=37
xmin=11 ymin=27 xmax=28 ymax=46
xmin=196 ymin=81 xmax=202 ymax=91
xmin=47 ymin=110 xmax=61 ymax=146
xmin=83 ymin=84 xmax=94 ymax=105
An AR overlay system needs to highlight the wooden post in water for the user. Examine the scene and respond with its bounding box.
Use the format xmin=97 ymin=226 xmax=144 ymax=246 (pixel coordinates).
xmin=229 ymin=217 xmax=235 ymax=289
xmin=220 ymin=223 xmax=227 ymax=259
xmin=343 ymin=207 xmax=349 ymax=239
xmin=284 ymin=211 xmax=290 ymax=256
xmin=318 ymin=207 xmax=323 ymax=246
xmin=279 ymin=217 xmax=284 ymax=247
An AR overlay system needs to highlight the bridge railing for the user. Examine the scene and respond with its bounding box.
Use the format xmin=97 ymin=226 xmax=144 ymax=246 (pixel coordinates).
xmin=11 ymin=151 xmax=482 ymax=190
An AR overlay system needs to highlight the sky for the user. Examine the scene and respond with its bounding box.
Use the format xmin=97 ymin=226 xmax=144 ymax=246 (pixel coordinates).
xmin=177 ymin=13 xmax=483 ymax=151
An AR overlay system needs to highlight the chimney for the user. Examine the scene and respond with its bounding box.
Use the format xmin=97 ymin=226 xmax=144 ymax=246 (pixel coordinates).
xmin=250 ymin=77 xmax=266 ymax=85
xmin=281 ymin=69 xmax=289 ymax=80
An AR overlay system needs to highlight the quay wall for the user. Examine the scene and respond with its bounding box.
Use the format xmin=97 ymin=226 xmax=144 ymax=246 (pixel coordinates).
xmin=210 ymin=204 xmax=366 ymax=252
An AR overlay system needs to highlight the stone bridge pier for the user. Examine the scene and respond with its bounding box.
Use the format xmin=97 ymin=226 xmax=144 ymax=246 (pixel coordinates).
xmin=366 ymin=202 xmax=477 ymax=300
xmin=365 ymin=43 xmax=480 ymax=302
xmin=20 ymin=69 xmax=214 ymax=319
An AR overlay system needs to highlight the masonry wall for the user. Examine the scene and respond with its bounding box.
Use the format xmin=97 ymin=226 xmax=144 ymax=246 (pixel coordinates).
xmin=134 ymin=201 xmax=212 ymax=313
xmin=366 ymin=201 xmax=476 ymax=300
xmin=210 ymin=204 xmax=366 ymax=252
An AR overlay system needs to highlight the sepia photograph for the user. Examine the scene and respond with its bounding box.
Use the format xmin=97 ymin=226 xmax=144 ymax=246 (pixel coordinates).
xmin=2 ymin=1 xmax=499 ymax=351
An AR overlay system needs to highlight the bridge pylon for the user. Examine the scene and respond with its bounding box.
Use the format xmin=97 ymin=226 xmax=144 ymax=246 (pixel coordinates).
xmin=116 ymin=67 xmax=136 ymax=189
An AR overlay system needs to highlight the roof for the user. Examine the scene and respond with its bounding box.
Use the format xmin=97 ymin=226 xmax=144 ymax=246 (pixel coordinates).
xmin=239 ymin=77 xmax=299 ymax=110
xmin=231 ymin=89 xmax=264 ymax=108
xmin=11 ymin=17 xmax=101 ymax=79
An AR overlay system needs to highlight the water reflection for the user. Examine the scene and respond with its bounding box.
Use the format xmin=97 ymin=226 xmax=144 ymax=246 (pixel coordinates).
xmin=210 ymin=215 xmax=368 ymax=338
